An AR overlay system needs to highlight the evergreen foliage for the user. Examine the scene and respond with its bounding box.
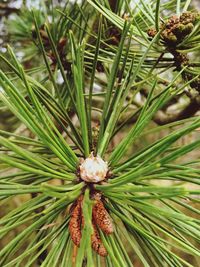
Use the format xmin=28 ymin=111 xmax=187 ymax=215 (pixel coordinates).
xmin=0 ymin=1 xmax=200 ymax=266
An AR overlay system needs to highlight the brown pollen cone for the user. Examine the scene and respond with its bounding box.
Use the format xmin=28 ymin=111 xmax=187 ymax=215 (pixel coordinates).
xmin=69 ymin=195 xmax=83 ymax=247
xmin=92 ymin=199 xmax=114 ymax=235
xmin=69 ymin=193 xmax=113 ymax=257
xmin=82 ymin=214 xmax=107 ymax=256
xmin=91 ymin=221 xmax=108 ymax=257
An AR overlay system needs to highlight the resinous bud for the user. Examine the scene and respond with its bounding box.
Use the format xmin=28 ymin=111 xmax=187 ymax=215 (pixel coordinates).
xmin=79 ymin=153 xmax=108 ymax=183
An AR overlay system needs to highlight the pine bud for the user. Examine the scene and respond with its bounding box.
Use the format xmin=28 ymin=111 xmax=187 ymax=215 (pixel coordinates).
xmin=79 ymin=153 xmax=108 ymax=183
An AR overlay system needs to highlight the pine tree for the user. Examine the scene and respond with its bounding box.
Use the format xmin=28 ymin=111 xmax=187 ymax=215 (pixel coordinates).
xmin=0 ymin=1 xmax=200 ymax=266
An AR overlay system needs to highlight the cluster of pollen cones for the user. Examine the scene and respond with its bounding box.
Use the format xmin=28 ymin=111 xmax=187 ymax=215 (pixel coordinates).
xmin=69 ymin=194 xmax=113 ymax=257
